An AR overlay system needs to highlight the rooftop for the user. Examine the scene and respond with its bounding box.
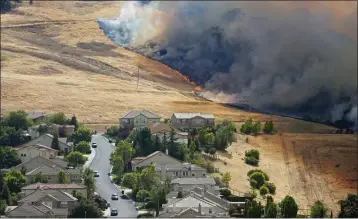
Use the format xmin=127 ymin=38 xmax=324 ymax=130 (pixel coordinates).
xmin=18 ymin=189 xmax=77 ymax=203
xmin=171 ymin=177 xmax=216 ymax=185
xmin=27 ymin=112 xmax=46 ymax=120
xmin=173 ymin=113 xmax=215 ymax=119
xmin=121 ymin=110 xmax=161 ymax=119
xmin=156 ymin=163 xmax=206 ymax=172
xmin=22 ymin=183 xmax=86 ymax=190
xmin=149 ymin=123 xmax=171 ymax=134
xmin=25 ymin=163 xmax=63 ymax=176
xmin=14 ymin=144 xmax=59 ymax=152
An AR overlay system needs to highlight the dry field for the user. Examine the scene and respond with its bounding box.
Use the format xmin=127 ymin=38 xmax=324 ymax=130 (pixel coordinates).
xmin=1 ymin=1 xmax=356 ymax=215
xmin=214 ymin=133 xmax=357 ymax=215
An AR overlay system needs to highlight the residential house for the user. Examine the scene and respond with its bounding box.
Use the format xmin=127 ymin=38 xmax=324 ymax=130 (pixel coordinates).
xmin=120 ymin=110 xmax=161 ymax=130
xmin=27 ymin=125 xmax=41 ymax=139
xmin=150 ymin=123 xmax=189 ymax=144
xmin=14 ymin=144 xmax=59 ymax=162
xmin=131 ymin=151 xmax=182 ymax=171
xmin=23 ymin=134 xmax=73 ymax=154
xmin=6 ymin=189 xmax=77 ymax=218
xmin=56 ymin=125 xmax=75 ymax=137
xmin=159 ymin=191 xmax=229 ymax=218
xmin=171 ymin=113 xmax=215 ymax=130
xmin=27 ymin=111 xmax=46 ymax=124
xmin=25 ymin=163 xmax=81 ymax=183
xmin=171 ymin=177 xmax=216 ymax=193
xmin=11 ymin=156 xmax=68 ymax=172
xmin=21 ymin=183 xmax=87 ymax=198
xmin=156 ymin=163 xmax=207 ymax=180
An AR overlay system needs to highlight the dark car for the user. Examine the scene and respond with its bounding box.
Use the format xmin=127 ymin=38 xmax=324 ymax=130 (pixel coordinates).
xmin=94 ymin=171 xmax=99 ymax=177
xmin=111 ymin=193 xmax=119 ymax=200
xmin=92 ymin=142 xmax=97 ymax=148
xmin=109 ymin=139 xmax=112 ymax=143
xmin=110 ymin=209 xmax=118 ymax=216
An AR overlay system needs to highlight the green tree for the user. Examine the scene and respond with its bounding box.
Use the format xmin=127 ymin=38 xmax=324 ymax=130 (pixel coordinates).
xmin=221 ymin=172 xmax=232 ymax=187
xmin=74 ymin=141 xmax=91 ymax=154
xmin=30 ymin=172 xmax=48 ymax=183
xmin=1 ymin=183 xmax=11 ymax=204
xmin=117 ymin=140 xmax=135 ymax=172
xmin=70 ymin=199 xmax=103 ymax=218
xmin=188 ymin=142 xmax=196 ymax=160
xmin=249 ymin=172 xmax=266 ymax=189
xmin=4 ymin=110 xmax=33 ymax=130
xmin=153 ymin=134 xmax=162 ymax=152
xmin=168 ymin=128 xmax=178 ymax=156
xmin=240 ymin=119 xmax=253 ymax=134
xmin=83 ymin=168 xmax=95 ymax=197
xmin=66 ymin=152 xmax=86 ymax=167
xmin=215 ymin=121 xmax=236 ymax=150
xmin=0 ymin=126 xmax=25 ymax=146
xmin=136 ymin=189 xmax=150 ymax=202
xmin=136 ymin=128 xmax=154 ymax=156
xmin=57 ymin=170 xmax=69 ymax=184
xmin=0 ymin=200 xmax=7 ymax=215
xmin=252 ymin=121 xmax=261 ymax=134
xmin=3 ymin=170 xmax=27 ymax=193
xmin=70 ymin=115 xmax=79 ymax=131
xmin=50 ymin=112 xmax=67 ymax=125
xmin=265 ymin=196 xmax=278 ymax=218
xmin=245 ymin=149 xmax=260 ymax=160
xmin=259 ymin=185 xmax=269 ymax=195
xmin=106 ymin=125 xmax=119 ymax=138
xmin=51 ymin=132 xmax=60 ymax=150
xmin=92 ymin=194 xmax=110 ymax=211
xmin=245 ymin=199 xmax=263 ymax=218
xmin=280 ymin=195 xmax=298 ymax=218
xmin=71 ymin=126 xmax=92 ymax=144
xmin=338 ymin=194 xmax=358 ymax=218
xmin=198 ymin=128 xmax=208 ymax=145
xmin=161 ymin=132 xmax=168 ymax=151
xmin=311 ymin=201 xmax=327 ymax=218
xmin=121 ymin=172 xmax=138 ymax=189
xmin=263 ymin=121 xmax=276 ymax=134
xmin=0 ymin=146 xmax=21 ymax=169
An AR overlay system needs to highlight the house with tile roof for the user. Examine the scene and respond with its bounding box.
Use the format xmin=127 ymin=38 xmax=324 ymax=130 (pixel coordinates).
xmin=25 ymin=163 xmax=81 ymax=183
xmin=21 ymin=183 xmax=87 ymax=198
xmin=23 ymin=133 xmax=73 ymax=154
xmin=131 ymin=151 xmax=182 ymax=171
xmin=5 ymin=189 xmax=77 ymax=218
xmin=156 ymin=163 xmax=207 ymax=180
xmin=27 ymin=111 xmax=46 ymax=124
xmin=158 ymin=191 xmax=229 ymax=218
xmin=171 ymin=177 xmax=216 ymax=193
xmin=120 ymin=110 xmax=161 ymax=130
xmin=14 ymin=144 xmax=59 ymax=162
xmin=10 ymin=155 xmax=68 ymax=172
xmin=171 ymin=112 xmax=215 ymax=130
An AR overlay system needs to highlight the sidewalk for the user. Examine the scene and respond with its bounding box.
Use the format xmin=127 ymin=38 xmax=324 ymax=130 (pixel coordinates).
xmin=83 ymin=146 xmax=96 ymax=169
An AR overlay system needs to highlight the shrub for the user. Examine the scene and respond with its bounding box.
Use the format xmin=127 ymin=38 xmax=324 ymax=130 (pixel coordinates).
xmin=245 ymin=156 xmax=259 ymax=166
xmin=249 ymin=172 xmax=265 ymax=188
xmin=265 ymin=182 xmax=276 ymax=194
xmin=245 ymin=149 xmax=260 ymax=160
xmin=177 ymin=191 xmax=183 ymax=198
xmin=259 ymin=185 xmax=269 ymax=195
xmin=227 ymin=195 xmax=246 ymax=202
xmin=220 ymin=188 xmax=232 ymax=198
xmin=250 ymin=179 xmax=258 ymax=188
xmin=247 ymin=169 xmax=269 ymax=181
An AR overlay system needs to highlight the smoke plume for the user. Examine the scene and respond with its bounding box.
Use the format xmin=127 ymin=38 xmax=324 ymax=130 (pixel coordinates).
xmin=98 ymin=1 xmax=357 ymax=126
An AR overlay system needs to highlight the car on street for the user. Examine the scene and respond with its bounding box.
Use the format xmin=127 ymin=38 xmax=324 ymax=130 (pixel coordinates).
xmin=94 ymin=170 xmax=99 ymax=177
xmin=92 ymin=142 xmax=97 ymax=148
xmin=110 ymin=208 xmax=118 ymax=216
xmin=111 ymin=193 xmax=119 ymax=200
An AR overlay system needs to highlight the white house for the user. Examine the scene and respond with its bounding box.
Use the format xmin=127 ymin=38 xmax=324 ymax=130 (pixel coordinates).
xmin=23 ymin=134 xmax=73 ymax=154
xmin=14 ymin=144 xmax=59 ymax=162
xmin=156 ymin=163 xmax=207 ymax=180
xmin=171 ymin=113 xmax=215 ymax=130
xmin=171 ymin=178 xmax=216 ymax=193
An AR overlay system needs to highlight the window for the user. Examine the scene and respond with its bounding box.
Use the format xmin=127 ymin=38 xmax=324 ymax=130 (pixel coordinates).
xmin=61 ymin=201 xmax=67 ymax=205
xmin=175 ymin=172 xmax=179 ymax=176
xmin=202 ymin=174 xmax=206 ymax=177
xmin=192 ymin=173 xmax=195 ymax=176
xmin=209 ymin=209 xmax=212 ymax=213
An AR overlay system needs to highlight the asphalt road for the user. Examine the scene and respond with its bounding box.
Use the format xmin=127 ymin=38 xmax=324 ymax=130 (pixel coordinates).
xmin=90 ymin=134 xmax=137 ymax=217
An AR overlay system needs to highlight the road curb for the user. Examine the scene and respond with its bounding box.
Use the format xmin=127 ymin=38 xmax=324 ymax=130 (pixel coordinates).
xmin=83 ymin=137 xmax=97 ymax=169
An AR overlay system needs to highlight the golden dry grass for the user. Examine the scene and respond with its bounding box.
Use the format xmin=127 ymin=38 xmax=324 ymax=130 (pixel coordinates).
xmin=1 ymin=2 xmax=356 ymax=214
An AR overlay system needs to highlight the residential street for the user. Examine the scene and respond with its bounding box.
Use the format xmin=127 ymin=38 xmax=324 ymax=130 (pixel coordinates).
xmin=90 ymin=134 xmax=137 ymax=217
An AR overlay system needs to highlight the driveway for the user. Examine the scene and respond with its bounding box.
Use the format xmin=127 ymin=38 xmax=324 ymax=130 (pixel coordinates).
xmin=90 ymin=134 xmax=137 ymax=217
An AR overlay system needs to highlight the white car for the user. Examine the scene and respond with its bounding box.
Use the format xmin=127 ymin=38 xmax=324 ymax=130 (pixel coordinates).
xmin=92 ymin=142 xmax=97 ymax=148
xmin=94 ymin=170 xmax=99 ymax=177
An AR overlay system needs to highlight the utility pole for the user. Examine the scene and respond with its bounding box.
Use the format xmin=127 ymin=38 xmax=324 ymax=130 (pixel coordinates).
xmin=136 ymin=67 xmax=140 ymax=91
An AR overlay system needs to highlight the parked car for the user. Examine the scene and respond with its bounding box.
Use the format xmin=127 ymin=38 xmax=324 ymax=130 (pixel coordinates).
xmin=94 ymin=170 xmax=99 ymax=177
xmin=111 ymin=193 xmax=119 ymax=200
xmin=110 ymin=209 xmax=118 ymax=216
xmin=92 ymin=142 xmax=97 ymax=148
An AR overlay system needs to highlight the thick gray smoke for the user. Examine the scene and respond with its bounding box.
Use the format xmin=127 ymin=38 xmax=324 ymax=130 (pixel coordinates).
xmin=98 ymin=1 xmax=357 ymax=126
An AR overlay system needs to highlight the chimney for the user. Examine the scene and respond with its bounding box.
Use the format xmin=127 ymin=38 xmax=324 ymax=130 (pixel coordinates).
xmin=165 ymin=148 xmax=169 ymax=155
xmin=198 ymin=203 xmax=202 ymax=214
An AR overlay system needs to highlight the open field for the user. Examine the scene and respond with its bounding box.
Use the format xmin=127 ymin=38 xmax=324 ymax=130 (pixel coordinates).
xmin=1 ymin=1 xmax=356 ymax=215
xmin=213 ymin=133 xmax=357 ymax=215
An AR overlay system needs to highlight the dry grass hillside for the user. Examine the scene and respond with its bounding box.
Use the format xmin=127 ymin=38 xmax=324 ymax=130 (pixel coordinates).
xmin=1 ymin=1 xmax=356 ymax=215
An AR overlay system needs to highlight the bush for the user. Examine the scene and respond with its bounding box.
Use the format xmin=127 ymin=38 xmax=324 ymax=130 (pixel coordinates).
xmin=265 ymin=182 xmax=276 ymax=194
xmin=259 ymin=185 xmax=269 ymax=195
xmin=245 ymin=149 xmax=260 ymax=160
xmin=177 ymin=191 xmax=183 ymax=198
xmin=220 ymin=188 xmax=232 ymax=198
xmin=249 ymin=172 xmax=265 ymax=189
xmin=136 ymin=189 xmax=150 ymax=202
xmin=247 ymin=169 xmax=269 ymax=181
xmin=250 ymin=179 xmax=257 ymax=188
xmin=74 ymin=141 xmax=91 ymax=154
xmin=227 ymin=195 xmax=246 ymax=202
xmin=245 ymin=156 xmax=259 ymax=166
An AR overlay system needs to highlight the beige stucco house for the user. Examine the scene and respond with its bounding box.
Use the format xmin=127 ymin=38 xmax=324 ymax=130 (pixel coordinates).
xmin=156 ymin=163 xmax=207 ymax=180
xmin=131 ymin=151 xmax=182 ymax=171
xmin=120 ymin=110 xmax=161 ymax=130
xmin=11 ymin=156 xmax=69 ymax=172
xmin=27 ymin=112 xmax=46 ymax=124
xmin=21 ymin=183 xmax=87 ymax=198
xmin=14 ymin=144 xmax=59 ymax=162
xmin=171 ymin=178 xmax=216 ymax=193
xmin=25 ymin=163 xmax=81 ymax=184
xmin=23 ymin=134 xmax=73 ymax=154
xmin=171 ymin=113 xmax=215 ymax=130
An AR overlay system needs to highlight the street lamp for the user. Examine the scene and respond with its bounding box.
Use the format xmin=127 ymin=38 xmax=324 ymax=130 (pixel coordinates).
xmin=85 ymin=211 xmax=87 ymax=218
